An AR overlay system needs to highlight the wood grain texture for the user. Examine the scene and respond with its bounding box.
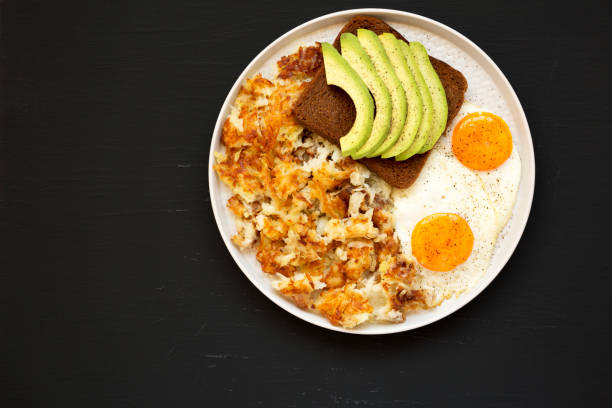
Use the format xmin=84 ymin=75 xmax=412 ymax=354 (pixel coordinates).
xmin=2 ymin=0 xmax=612 ymax=407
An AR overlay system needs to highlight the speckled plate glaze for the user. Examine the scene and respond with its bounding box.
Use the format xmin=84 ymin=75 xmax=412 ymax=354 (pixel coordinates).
xmin=208 ymin=9 xmax=535 ymax=334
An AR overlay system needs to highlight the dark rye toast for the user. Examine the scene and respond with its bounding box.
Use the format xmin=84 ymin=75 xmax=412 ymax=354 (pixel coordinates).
xmin=294 ymin=16 xmax=468 ymax=188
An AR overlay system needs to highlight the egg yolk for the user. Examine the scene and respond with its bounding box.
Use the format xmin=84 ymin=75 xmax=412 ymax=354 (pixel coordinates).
xmin=452 ymin=112 xmax=512 ymax=171
xmin=411 ymin=213 xmax=474 ymax=272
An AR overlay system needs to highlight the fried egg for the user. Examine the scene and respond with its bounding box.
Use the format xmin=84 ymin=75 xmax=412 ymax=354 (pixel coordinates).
xmin=393 ymin=101 xmax=521 ymax=306
xmin=445 ymin=102 xmax=522 ymax=235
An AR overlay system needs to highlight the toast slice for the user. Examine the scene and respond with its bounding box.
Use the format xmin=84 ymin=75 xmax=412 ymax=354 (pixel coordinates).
xmin=294 ymin=16 xmax=468 ymax=188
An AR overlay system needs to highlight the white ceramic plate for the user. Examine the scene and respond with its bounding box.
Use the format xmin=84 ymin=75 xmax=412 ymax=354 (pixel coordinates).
xmin=208 ymin=9 xmax=535 ymax=334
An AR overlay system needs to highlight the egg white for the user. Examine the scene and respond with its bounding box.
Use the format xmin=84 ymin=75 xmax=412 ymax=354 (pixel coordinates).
xmin=392 ymin=101 xmax=521 ymax=306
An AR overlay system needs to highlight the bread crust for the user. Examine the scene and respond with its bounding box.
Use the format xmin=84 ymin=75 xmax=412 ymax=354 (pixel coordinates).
xmin=294 ymin=16 xmax=468 ymax=188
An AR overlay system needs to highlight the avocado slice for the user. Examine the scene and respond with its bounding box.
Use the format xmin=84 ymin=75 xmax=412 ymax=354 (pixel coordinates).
xmin=340 ymin=33 xmax=392 ymax=160
xmin=409 ymin=42 xmax=448 ymax=153
xmin=378 ymin=33 xmax=423 ymax=159
xmin=321 ymin=42 xmax=374 ymax=156
xmin=395 ymin=41 xmax=434 ymax=161
xmin=356 ymin=29 xmax=407 ymax=158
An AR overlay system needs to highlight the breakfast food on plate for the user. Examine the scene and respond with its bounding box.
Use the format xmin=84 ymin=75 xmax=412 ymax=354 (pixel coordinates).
xmin=339 ymin=33 xmax=392 ymax=159
xmin=294 ymin=16 xmax=468 ymax=189
xmin=377 ymin=33 xmax=422 ymax=159
xmin=321 ymin=34 xmax=448 ymax=160
xmin=214 ymin=15 xmax=521 ymax=328
xmin=393 ymin=101 xmax=520 ymax=306
xmin=451 ymin=102 xmax=521 ymax=234
xmin=395 ymin=40 xmax=434 ymax=160
xmin=351 ymin=29 xmax=407 ymax=158
xmin=214 ymin=46 xmax=427 ymax=327
xmin=409 ymin=41 xmax=448 ymax=153
xmin=319 ymin=42 xmax=374 ymax=156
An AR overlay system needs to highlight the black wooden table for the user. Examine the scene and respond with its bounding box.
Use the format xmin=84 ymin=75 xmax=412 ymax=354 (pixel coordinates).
xmin=3 ymin=1 xmax=612 ymax=406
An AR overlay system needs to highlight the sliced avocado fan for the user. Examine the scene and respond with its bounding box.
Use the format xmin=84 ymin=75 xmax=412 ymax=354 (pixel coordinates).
xmin=395 ymin=40 xmax=434 ymax=161
xmin=321 ymin=42 xmax=374 ymax=156
xmin=409 ymin=42 xmax=448 ymax=153
xmin=340 ymin=33 xmax=392 ymax=159
xmin=378 ymin=33 xmax=423 ymax=159
xmin=356 ymin=29 xmax=407 ymax=158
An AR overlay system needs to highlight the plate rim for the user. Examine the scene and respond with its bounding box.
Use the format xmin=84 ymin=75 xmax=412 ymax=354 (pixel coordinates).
xmin=207 ymin=8 xmax=535 ymax=335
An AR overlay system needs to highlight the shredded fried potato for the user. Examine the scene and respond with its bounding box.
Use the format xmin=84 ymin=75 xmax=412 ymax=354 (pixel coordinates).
xmin=214 ymin=45 xmax=426 ymax=328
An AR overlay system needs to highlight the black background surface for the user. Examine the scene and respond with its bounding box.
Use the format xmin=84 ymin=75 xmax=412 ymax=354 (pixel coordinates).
xmin=2 ymin=1 xmax=612 ymax=407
